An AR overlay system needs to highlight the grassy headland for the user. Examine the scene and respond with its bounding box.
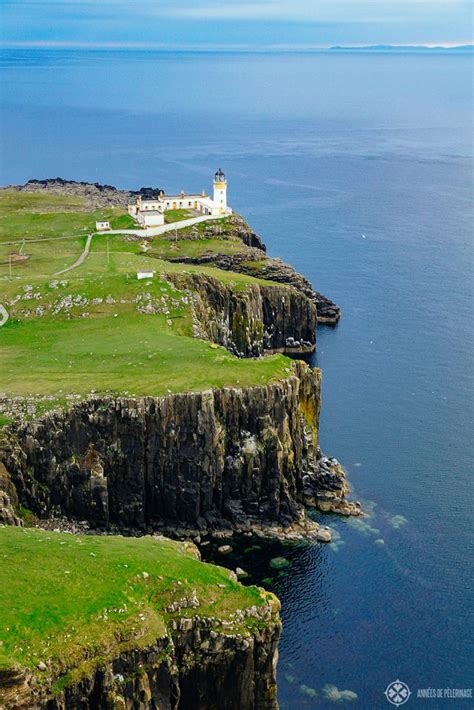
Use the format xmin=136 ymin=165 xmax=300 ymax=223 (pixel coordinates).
xmin=0 ymin=526 xmax=269 ymax=678
xmin=0 ymin=189 xmax=291 ymax=414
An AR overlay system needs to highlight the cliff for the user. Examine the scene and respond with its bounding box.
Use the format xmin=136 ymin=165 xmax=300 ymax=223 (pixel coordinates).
xmin=2 ymin=606 xmax=280 ymax=710
xmin=161 ymin=214 xmax=340 ymax=324
xmin=2 ymin=181 xmax=340 ymax=324
xmin=0 ymin=362 xmax=357 ymax=537
xmin=0 ymin=528 xmax=281 ymax=709
xmin=168 ymin=271 xmax=317 ymax=357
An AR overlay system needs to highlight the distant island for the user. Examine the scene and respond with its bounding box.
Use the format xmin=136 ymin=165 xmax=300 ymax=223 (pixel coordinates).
xmin=329 ymin=44 xmax=473 ymax=52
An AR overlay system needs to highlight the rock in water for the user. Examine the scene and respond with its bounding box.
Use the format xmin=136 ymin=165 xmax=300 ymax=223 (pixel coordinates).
xmin=270 ymin=557 xmax=290 ymax=570
xmin=316 ymin=528 xmax=332 ymax=543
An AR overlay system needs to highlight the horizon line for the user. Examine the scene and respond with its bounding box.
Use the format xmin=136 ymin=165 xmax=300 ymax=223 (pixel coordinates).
xmin=0 ymin=41 xmax=472 ymax=51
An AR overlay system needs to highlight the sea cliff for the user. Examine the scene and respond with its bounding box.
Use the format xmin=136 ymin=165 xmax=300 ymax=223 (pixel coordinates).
xmin=168 ymin=271 xmax=317 ymax=357
xmin=1 ymin=362 xmax=358 ymax=537
xmin=0 ymin=528 xmax=281 ymax=710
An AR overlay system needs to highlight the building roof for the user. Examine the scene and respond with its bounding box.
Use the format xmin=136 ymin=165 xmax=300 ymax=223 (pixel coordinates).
xmin=163 ymin=194 xmax=206 ymax=200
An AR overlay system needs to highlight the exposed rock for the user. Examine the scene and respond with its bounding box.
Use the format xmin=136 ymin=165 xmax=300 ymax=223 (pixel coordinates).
xmin=2 ymin=178 xmax=164 ymax=211
xmin=0 ymin=363 xmax=317 ymax=530
xmin=162 ymin=213 xmax=340 ymax=324
xmin=0 ymin=363 xmax=359 ymax=536
xmin=316 ymin=528 xmax=332 ymax=543
xmin=217 ymin=545 xmax=232 ymax=555
xmin=0 ymin=600 xmax=281 ymax=709
xmin=0 ymin=463 xmax=22 ymax=526
xmin=168 ymin=271 xmax=317 ymax=356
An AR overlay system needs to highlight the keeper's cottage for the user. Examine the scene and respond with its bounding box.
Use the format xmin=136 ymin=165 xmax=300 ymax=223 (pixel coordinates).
xmin=128 ymin=169 xmax=232 ymax=228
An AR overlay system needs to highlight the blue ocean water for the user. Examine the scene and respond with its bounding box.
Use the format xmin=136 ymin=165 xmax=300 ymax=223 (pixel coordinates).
xmin=1 ymin=49 xmax=472 ymax=708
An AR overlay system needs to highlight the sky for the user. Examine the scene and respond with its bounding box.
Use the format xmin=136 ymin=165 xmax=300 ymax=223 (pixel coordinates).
xmin=0 ymin=0 xmax=472 ymax=49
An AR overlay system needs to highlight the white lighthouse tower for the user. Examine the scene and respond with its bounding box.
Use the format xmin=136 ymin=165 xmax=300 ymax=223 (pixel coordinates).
xmin=213 ymin=168 xmax=228 ymax=214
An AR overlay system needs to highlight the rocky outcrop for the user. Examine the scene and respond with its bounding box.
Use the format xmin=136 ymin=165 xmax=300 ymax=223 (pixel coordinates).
xmin=0 ymin=462 xmax=22 ymax=526
xmin=168 ymin=272 xmax=317 ymax=356
xmin=0 ymin=363 xmax=357 ymax=535
xmin=206 ymin=213 xmax=267 ymax=251
xmin=2 ymin=178 xmax=165 ymax=211
xmin=0 ymin=588 xmax=281 ymax=710
xmin=2 ymin=178 xmax=133 ymax=210
xmin=164 ymin=243 xmax=340 ymax=324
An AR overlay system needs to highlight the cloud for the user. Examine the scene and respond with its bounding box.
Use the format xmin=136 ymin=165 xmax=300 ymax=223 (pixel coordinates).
xmin=150 ymin=0 xmax=471 ymax=22
xmin=1 ymin=0 xmax=470 ymax=46
xmin=4 ymin=0 xmax=469 ymax=22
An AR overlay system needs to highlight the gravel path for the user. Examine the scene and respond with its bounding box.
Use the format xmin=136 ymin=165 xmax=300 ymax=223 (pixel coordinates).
xmin=0 ymin=304 xmax=9 ymax=326
xmin=54 ymin=232 xmax=94 ymax=276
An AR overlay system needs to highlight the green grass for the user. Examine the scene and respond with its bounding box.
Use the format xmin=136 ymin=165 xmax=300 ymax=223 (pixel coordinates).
xmin=109 ymin=213 xmax=139 ymax=230
xmin=164 ymin=209 xmax=192 ymax=224
xmin=178 ymin=217 xmax=233 ymax=235
xmin=0 ymin=313 xmax=290 ymax=398
xmin=150 ymin=237 xmax=243 ymax=260
xmin=0 ymin=193 xmax=291 ymax=403
xmin=89 ymin=233 xmax=144 ymax=255
xmin=0 ymin=211 xmax=93 ymax=243
xmin=0 ymin=527 xmax=271 ymax=678
xmin=0 ymin=190 xmax=86 ymax=213
xmin=0 ymin=190 xmax=130 ymax=244
xmin=0 ymin=242 xmax=276 ymax=300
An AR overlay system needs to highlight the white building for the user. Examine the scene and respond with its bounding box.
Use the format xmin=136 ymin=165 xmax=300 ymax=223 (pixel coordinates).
xmin=128 ymin=169 xmax=232 ymax=227
xmin=137 ymin=210 xmax=165 ymax=228
xmin=95 ymin=220 xmax=110 ymax=231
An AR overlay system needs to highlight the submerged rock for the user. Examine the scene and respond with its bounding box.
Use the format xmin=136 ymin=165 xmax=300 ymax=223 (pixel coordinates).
xmin=269 ymin=557 xmax=290 ymax=570
xmin=300 ymin=684 xmax=318 ymax=698
xmin=323 ymin=684 xmax=358 ymax=703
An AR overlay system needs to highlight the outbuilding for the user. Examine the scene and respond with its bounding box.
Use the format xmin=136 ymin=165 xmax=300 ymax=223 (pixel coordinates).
xmin=95 ymin=221 xmax=110 ymax=231
xmin=137 ymin=210 xmax=165 ymax=228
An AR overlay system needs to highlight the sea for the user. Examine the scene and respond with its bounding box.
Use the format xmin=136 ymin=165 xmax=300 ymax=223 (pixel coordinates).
xmin=0 ymin=48 xmax=472 ymax=708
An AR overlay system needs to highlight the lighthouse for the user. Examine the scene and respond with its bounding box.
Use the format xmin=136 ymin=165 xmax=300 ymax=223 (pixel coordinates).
xmin=213 ymin=168 xmax=228 ymax=214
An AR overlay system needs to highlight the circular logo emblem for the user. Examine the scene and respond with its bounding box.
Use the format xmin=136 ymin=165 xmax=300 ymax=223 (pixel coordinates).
xmin=385 ymin=680 xmax=411 ymax=706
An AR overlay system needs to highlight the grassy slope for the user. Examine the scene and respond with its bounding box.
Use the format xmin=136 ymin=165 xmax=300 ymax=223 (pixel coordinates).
xmin=0 ymin=191 xmax=291 ymax=403
xmin=0 ymin=527 xmax=268 ymax=678
xmin=1 ymin=316 xmax=289 ymax=397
